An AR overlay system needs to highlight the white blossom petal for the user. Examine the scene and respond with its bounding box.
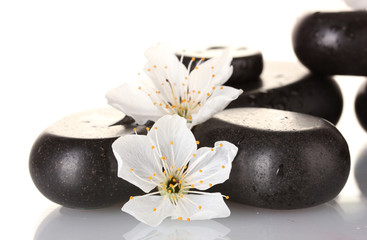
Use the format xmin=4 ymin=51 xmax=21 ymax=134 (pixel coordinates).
xmin=112 ymin=135 xmax=164 ymax=193
xmin=190 ymin=86 xmax=243 ymax=127
xmin=172 ymin=193 xmax=230 ymax=220
xmin=106 ymin=82 xmax=163 ymax=124
xmin=185 ymin=141 xmax=238 ymax=190
xmin=122 ymin=195 xmax=175 ymax=227
xmin=147 ymin=115 xmax=197 ymax=170
xmin=188 ymin=50 xmax=233 ymax=92
xmin=144 ymin=43 xmax=187 ymax=86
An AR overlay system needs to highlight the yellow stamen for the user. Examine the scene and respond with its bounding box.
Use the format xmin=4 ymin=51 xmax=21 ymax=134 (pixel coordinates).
xmin=187 ymin=218 xmax=190 ymax=222
xmin=225 ymin=196 xmax=230 ymax=199
xmin=198 ymin=206 xmax=202 ymax=210
xmin=211 ymin=148 xmax=214 ymax=151
xmin=130 ymin=168 xmax=134 ymax=171
xmin=220 ymin=143 xmax=223 ymax=147
xmin=222 ymin=165 xmax=225 ymax=169
xmin=170 ymin=141 xmax=174 ymax=145
xmin=146 ymin=127 xmax=150 ymax=131
xmin=209 ymin=183 xmax=213 ymax=187
xmin=196 ymin=141 xmax=200 ymax=145
xmin=130 ymin=196 xmax=133 ymax=200
xmin=178 ymin=217 xmax=183 ymax=220
xmin=200 ymin=180 xmax=203 ymax=184
xmin=153 ymin=208 xmax=157 ymax=211
xmin=151 ymin=146 xmax=155 ymax=149
xmin=199 ymin=169 xmax=203 ymax=173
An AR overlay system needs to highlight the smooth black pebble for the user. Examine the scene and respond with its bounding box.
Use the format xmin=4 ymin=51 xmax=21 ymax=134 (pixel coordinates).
xmin=292 ymin=11 xmax=367 ymax=76
xmin=29 ymin=108 xmax=144 ymax=209
xmin=227 ymin=62 xmax=343 ymax=124
xmin=193 ymin=108 xmax=350 ymax=209
xmin=355 ymin=80 xmax=367 ymax=131
xmin=176 ymin=46 xmax=263 ymax=85
xmin=355 ymin=144 xmax=367 ymax=197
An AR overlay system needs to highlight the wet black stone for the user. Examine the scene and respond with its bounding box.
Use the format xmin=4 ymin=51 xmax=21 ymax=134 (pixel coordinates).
xmin=176 ymin=46 xmax=263 ymax=85
xmin=355 ymin=80 xmax=367 ymax=131
xmin=192 ymin=108 xmax=350 ymax=209
xmin=292 ymin=11 xmax=367 ymax=76
xmin=227 ymin=62 xmax=343 ymax=124
xmin=29 ymin=108 xmax=144 ymax=209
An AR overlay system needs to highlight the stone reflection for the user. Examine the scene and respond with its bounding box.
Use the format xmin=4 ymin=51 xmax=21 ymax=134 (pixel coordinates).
xmin=355 ymin=143 xmax=367 ymax=197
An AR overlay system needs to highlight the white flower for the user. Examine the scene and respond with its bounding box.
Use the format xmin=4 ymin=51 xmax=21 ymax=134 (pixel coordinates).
xmin=112 ymin=114 xmax=238 ymax=227
xmin=106 ymin=43 xmax=243 ymax=128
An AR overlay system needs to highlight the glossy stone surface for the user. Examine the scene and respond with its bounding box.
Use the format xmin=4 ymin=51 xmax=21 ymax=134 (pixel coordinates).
xmin=227 ymin=62 xmax=343 ymax=124
xmin=292 ymin=11 xmax=367 ymax=76
xmin=193 ymin=108 xmax=350 ymax=209
xmin=355 ymin=144 xmax=367 ymax=197
xmin=177 ymin=46 xmax=263 ymax=85
xmin=355 ymin=80 xmax=367 ymax=131
xmin=29 ymin=108 xmax=144 ymax=209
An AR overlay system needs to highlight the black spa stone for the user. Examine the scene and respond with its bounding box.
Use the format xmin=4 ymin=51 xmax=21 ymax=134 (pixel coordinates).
xmin=176 ymin=46 xmax=263 ymax=85
xmin=192 ymin=108 xmax=350 ymax=209
xmin=29 ymin=108 xmax=144 ymax=209
xmin=227 ymin=62 xmax=343 ymax=124
xmin=292 ymin=11 xmax=367 ymax=76
xmin=355 ymin=80 xmax=367 ymax=131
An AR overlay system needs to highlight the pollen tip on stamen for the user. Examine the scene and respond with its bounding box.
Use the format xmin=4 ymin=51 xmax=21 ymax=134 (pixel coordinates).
xmin=220 ymin=86 xmax=224 ymax=90
xmin=220 ymin=143 xmax=223 ymax=147
xmin=184 ymin=166 xmax=187 ymax=169
xmin=153 ymin=173 xmax=156 ymax=176
xmin=130 ymin=168 xmax=134 ymax=171
xmin=195 ymin=66 xmax=198 ymax=70
xmin=177 ymin=168 xmax=181 ymax=171
xmin=225 ymin=196 xmax=230 ymax=199
xmin=180 ymin=195 xmax=183 ymax=198
xmin=146 ymin=127 xmax=150 ymax=131
xmin=201 ymin=57 xmax=205 ymax=61
xmin=153 ymin=208 xmax=157 ymax=212
xmin=211 ymin=148 xmax=214 ymax=151
xmin=222 ymin=165 xmax=226 ymax=169
xmin=147 ymin=68 xmax=151 ymax=71
xmin=153 ymin=65 xmax=157 ymax=68
xmin=211 ymin=66 xmax=214 ymax=69
xmin=138 ymin=86 xmax=142 ymax=90
xmin=191 ymin=184 xmax=194 ymax=188
xmin=200 ymin=180 xmax=203 ymax=184
xmin=198 ymin=205 xmax=202 ymax=210
xmin=133 ymin=128 xmax=137 ymax=131
xmin=130 ymin=196 xmax=133 ymax=200
xmin=151 ymin=145 xmax=155 ymax=149
xmin=187 ymin=218 xmax=190 ymax=222
xmin=154 ymin=127 xmax=158 ymax=130
xmin=212 ymin=86 xmax=216 ymax=90
xmin=170 ymin=141 xmax=174 ymax=145
xmin=212 ymin=74 xmax=215 ymax=78
xmin=209 ymin=183 xmax=213 ymax=187
xmin=207 ymin=93 xmax=210 ymax=97
xmin=192 ymin=57 xmax=196 ymax=61
xmin=199 ymin=169 xmax=203 ymax=173
xmin=196 ymin=141 xmax=200 ymax=145
xmin=178 ymin=217 xmax=183 ymax=221
xmin=148 ymin=176 xmax=152 ymax=180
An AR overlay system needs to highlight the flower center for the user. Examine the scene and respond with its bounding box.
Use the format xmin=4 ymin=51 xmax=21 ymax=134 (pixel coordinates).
xmin=138 ymin=56 xmax=219 ymax=123
xmin=158 ymin=174 xmax=189 ymax=204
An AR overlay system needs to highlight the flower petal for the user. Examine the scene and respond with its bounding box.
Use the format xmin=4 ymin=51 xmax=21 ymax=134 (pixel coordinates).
xmin=147 ymin=115 xmax=197 ymax=171
xmin=144 ymin=43 xmax=187 ymax=87
xmin=190 ymin=86 xmax=243 ymax=127
xmin=122 ymin=195 xmax=175 ymax=227
xmin=106 ymin=82 xmax=163 ymax=124
xmin=112 ymin=135 xmax=164 ymax=193
xmin=188 ymin=50 xmax=233 ymax=92
xmin=185 ymin=141 xmax=238 ymax=190
xmin=172 ymin=192 xmax=230 ymax=221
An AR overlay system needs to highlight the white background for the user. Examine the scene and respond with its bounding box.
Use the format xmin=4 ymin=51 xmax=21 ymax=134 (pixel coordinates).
xmin=1 ymin=0 xmax=366 ymax=239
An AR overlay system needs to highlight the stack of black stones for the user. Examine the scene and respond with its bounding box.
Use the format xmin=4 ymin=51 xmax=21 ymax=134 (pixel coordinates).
xmin=29 ymin=11 xmax=366 ymax=210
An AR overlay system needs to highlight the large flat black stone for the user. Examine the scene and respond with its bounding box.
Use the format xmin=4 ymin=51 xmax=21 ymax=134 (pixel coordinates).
xmin=227 ymin=62 xmax=343 ymax=124
xmin=355 ymin=80 xmax=367 ymax=131
xmin=29 ymin=108 xmax=144 ymax=209
xmin=192 ymin=108 xmax=350 ymax=209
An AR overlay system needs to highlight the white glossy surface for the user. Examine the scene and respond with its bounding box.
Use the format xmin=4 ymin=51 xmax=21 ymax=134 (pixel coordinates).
xmin=1 ymin=1 xmax=367 ymax=239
